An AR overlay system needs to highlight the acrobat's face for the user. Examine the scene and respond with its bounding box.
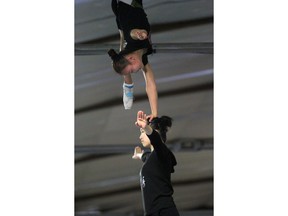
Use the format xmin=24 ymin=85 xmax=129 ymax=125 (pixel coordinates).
xmin=121 ymin=63 xmax=141 ymax=75
xmin=139 ymin=128 xmax=151 ymax=148
xmin=121 ymin=55 xmax=143 ymax=75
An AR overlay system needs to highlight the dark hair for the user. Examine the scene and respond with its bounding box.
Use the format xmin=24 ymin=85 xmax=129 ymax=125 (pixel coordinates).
xmin=108 ymin=49 xmax=130 ymax=74
xmin=149 ymin=116 xmax=172 ymax=143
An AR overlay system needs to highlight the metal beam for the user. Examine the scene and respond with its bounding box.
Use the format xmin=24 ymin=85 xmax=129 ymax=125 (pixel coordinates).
xmin=75 ymin=42 xmax=213 ymax=55
xmin=75 ymin=138 xmax=213 ymax=154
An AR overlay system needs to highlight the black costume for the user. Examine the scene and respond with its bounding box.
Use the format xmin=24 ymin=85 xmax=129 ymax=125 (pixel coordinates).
xmin=111 ymin=0 xmax=153 ymax=66
xmin=140 ymin=130 xmax=179 ymax=216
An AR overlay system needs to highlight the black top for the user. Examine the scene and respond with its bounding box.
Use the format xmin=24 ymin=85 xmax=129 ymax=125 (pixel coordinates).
xmin=112 ymin=0 xmax=153 ymax=65
xmin=140 ymin=130 xmax=177 ymax=215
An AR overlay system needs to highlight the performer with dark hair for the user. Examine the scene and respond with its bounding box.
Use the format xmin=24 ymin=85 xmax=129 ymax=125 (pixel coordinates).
xmin=108 ymin=0 xmax=157 ymax=121
xmin=133 ymin=110 xmax=180 ymax=216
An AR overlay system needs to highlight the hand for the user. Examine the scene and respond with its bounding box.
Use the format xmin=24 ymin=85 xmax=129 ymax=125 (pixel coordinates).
xmin=146 ymin=114 xmax=157 ymax=122
xmin=136 ymin=30 xmax=147 ymax=40
xmin=132 ymin=146 xmax=143 ymax=160
xmin=135 ymin=110 xmax=148 ymax=129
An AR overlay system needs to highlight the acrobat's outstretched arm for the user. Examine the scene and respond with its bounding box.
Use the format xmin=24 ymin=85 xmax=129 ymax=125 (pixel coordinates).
xmin=142 ymin=64 xmax=158 ymax=121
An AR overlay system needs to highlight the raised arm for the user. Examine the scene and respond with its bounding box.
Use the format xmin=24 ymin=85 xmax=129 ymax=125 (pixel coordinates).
xmin=135 ymin=110 xmax=153 ymax=135
xmin=135 ymin=111 xmax=170 ymax=161
xmin=142 ymin=63 xmax=158 ymax=121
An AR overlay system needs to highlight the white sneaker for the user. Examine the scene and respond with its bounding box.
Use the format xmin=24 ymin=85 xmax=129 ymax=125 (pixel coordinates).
xmin=123 ymin=83 xmax=134 ymax=109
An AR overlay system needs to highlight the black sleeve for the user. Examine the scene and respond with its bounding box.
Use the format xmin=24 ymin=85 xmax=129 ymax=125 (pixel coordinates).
xmin=142 ymin=42 xmax=153 ymax=65
xmin=142 ymin=54 xmax=148 ymax=66
xmin=147 ymin=130 xmax=169 ymax=161
xmin=147 ymin=130 xmax=177 ymax=173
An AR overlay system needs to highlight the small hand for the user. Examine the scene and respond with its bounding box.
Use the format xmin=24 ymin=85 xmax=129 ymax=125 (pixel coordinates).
xmin=132 ymin=146 xmax=143 ymax=160
xmin=136 ymin=30 xmax=148 ymax=40
xmin=135 ymin=110 xmax=148 ymax=128
xmin=146 ymin=114 xmax=157 ymax=122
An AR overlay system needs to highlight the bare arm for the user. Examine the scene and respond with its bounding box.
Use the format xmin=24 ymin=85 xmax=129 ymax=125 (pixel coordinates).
xmin=119 ymin=29 xmax=125 ymax=51
xmin=142 ymin=63 xmax=158 ymax=120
